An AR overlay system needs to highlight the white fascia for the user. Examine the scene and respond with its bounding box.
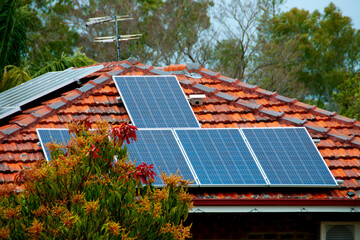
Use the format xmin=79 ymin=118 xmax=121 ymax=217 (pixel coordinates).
xmin=190 ymin=206 xmax=360 ymax=213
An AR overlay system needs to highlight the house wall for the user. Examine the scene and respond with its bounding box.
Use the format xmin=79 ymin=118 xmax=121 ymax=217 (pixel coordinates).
xmin=187 ymin=212 xmax=360 ymax=240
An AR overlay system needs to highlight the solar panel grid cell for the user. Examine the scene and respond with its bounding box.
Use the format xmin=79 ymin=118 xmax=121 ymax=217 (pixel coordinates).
xmin=124 ymin=129 xmax=197 ymax=185
xmin=36 ymin=129 xmax=72 ymax=161
xmin=241 ymin=127 xmax=337 ymax=186
xmin=175 ymin=128 xmax=267 ymax=186
xmin=113 ymin=76 xmax=200 ymax=128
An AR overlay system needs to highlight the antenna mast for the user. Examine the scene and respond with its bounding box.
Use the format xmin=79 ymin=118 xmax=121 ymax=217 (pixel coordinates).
xmin=86 ymin=15 xmax=142 ymax=61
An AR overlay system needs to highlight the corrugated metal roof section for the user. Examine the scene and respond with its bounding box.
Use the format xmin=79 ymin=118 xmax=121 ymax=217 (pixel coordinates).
xmin=0 ymin=65 xmax=104 ymax=120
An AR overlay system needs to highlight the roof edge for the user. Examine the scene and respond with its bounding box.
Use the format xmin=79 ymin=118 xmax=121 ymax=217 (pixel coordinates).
xmin=193 ymin=199 xmax=360 ymax=206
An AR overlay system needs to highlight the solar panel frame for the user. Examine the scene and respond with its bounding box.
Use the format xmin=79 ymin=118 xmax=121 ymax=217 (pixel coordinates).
xmin=113 ymin=75 xmax=201 ymax=128
xmin=124 ymin=128 xmax=199 ymax=186
xmin=241 ymin=127 xmax=338 ymax=187
xmin=174 ymin=128 xmax=268 ymax=187
xmin=0 ymin=65 xmax=104 ymax=120
xmin=36 ymin=128 xmax=72 ymax=161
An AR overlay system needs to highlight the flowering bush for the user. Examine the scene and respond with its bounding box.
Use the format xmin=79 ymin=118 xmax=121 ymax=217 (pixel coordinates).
xmin=0 ymin=119 xmax=193 ymax=239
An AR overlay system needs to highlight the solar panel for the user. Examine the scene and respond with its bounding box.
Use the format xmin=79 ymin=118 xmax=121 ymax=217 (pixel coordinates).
xmin=0 ymin=65 xmax=104 ymax=120
xmin=36 ymin=129 xmax=72 ymax=161
xmin=175 ymin=128 xmax=267 ymax=186
xmin=113 ymin=76 xmax=200 ymax=128
xmin=241 ymin=127 xmax=337 ymax=186
xmin=124 ymin=129 xmax=197 ymax=185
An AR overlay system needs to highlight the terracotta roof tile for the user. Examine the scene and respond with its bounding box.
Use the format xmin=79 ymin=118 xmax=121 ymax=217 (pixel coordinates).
xmin=193 ymin=83 xmax=217 ymax=93
xmin=11 ymin=114 xmax=37 ymax=128
xmin=1 ymin=59 xmax=360 ymax=203
xmin=236 ymin=100 xmax=262 ymax=110
xmin=92 ymin=75 xmax=110 ymax=84
xmin=312 ymin=107 xmax=336 ymax=117
xmin=200 ymin=69 xmax=219 ymax=77
xmin=282 ymin=115 xmax=306 ymax=125
xmin=259 ymin=109 xmax=284 ymax=118
xmin=0 ymin=124 xmax=21 ymax=136
xmin=218 ymin=76 xmax=237 ymax=83
xmin=47 ymin=98 xmax=67 ymax=110
xmin=237 ymin=82 xmax=258 ymax=91
xmin=214 ymin=92 xmax=237 ymax=101
xmin=294 ymin=101 xmax=315 ymax=110
xmin=274 ymin=95 xmax=297 ymax=103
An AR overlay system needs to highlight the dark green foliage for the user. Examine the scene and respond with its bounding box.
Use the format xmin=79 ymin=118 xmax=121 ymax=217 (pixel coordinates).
xmin=335 ymin=74 xmax=360 ymax=120
xmin=0 ymin=0 xmax=32 ymax=75
xmin=259 ymin=3 xmax=360 ymax=110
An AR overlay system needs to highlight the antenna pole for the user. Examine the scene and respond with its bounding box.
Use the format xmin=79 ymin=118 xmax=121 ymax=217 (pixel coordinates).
xmin=115 ymin=16 xmax=120 ymax=61
xmin=86 ymin=15 xmax=142 ymax=61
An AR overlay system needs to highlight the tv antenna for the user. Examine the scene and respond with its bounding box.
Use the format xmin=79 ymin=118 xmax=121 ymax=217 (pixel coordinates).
xmin=86 ymin=15 xmax=142 ymax=61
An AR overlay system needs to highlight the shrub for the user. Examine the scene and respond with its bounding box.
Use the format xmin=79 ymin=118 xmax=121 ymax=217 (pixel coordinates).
xmin=0 ymin=118 xmax=192 ymax=239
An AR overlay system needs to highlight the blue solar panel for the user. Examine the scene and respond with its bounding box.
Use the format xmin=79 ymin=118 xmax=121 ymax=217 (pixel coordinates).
xmin=175 ymin=129 xmax=267 ymax=186
xmin=124 ymin=129 xmax=197 ymax=185
xmin=241 ymin=127 xmax=337 ymax=186
xmin=113 ymin=76 xmax=200 ymax=128
xmin=36 ymin=129 xmax=72 ymax=161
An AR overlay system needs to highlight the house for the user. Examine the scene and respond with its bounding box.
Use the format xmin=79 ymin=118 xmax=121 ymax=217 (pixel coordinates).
xmin=0 ymin=58 xmax=359 ymax=239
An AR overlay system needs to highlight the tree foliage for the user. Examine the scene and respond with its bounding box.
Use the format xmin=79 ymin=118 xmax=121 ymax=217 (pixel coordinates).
xmin=0 ymin=119 xmax=193 ymax=239
xmin=0 ymin=0 xmax=33 ymax=75
xmin=335 ymin=74 xmax=360 ymax=120
xmin=40 ymin=0 xmax=213 ymax=65
xmin=256 ymin=3 xmax=360 ymax=109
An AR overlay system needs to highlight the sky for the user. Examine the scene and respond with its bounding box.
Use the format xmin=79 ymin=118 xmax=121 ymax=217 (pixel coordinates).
xmin=283 ymin=0 xmax=360 ymax=29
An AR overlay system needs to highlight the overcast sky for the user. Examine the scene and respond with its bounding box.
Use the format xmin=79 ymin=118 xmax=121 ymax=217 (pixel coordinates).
xmin=283 ymin=0 xmax=360 ymax=29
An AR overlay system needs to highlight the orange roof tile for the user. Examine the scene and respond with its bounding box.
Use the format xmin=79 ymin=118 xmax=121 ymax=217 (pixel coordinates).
xmin=0 ymin=59 xmax=359 ymax=204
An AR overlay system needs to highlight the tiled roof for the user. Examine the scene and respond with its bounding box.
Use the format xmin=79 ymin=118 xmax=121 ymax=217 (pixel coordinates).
xmin=0 ymin=59 xmax=360 ymax=204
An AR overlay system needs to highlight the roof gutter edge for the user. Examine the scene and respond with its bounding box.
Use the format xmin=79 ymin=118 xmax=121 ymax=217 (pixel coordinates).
xmin=193 ymin=199 xmax=360 ymax=206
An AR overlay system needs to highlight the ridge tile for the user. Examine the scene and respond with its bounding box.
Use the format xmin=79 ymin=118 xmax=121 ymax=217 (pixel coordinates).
xmin=236 ymin=100 xmax=262 ymax=110
xmin=78 ymin=83 xmax=95 ymax=93
xmin=48 ymin=99 xmax=67 ymax=110
xmin=186 ymin=63 xmax=201 ymax=70
xmin=150 ymin=68 xmax=168 ymax=75
xmin=193 ymin=83 xmax=217 ymax=93
xmin=215 ymin=92 xmax=237 ymax=101
xmin=333 ymin=114 xmax=356 ymax=124
xmin=200 ymin=69 xmax=218 ymax=77
xmin=275 ymin=95 xmax=297 ymax=103
xmin=62 ymin=90 xmax=82 ymax=102
xmin=218 ymin=76 xmax=237 ymax=83
xmin=304 ymin=123 xmax=329 ymax=133
xmin=120 ymin=63 xmax=132 ymax=69
xmin=92 ymin=76 xmax=110 ymax=84
xmin=237 ymin=82 xmax=258 ymax=90
xmin=259 ymin=109 xmax=285 ymax=118
xmin=255 ymin=88 xmax=277 ymax=97
xmin=108 ymin=68 xmax=124 ymax=76
xmin=282 ymin=116 xmax=306 ymax=125
xmin=312 ymin=107 xmax=336 ymax=117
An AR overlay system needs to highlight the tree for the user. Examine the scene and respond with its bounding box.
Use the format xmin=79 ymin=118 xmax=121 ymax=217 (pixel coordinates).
xmin=0 ymin=49 xmax=96 ymax=92
xmin=0 ymin=119 xmax=193 ymax=239
xmin=259 ymin=3 xmax=360 ymax=110
xmin=334 ymin=74 xmax=360 ymax=120
xmin=209 ymin=0 xmax=285 ymax=81
xmin=44 ymin=0 xmax=213 ymax=65
xmin=0 ymin=0 xmax=33 ymax=77
xmin=0 ymin=0 xmax=95 ymax=93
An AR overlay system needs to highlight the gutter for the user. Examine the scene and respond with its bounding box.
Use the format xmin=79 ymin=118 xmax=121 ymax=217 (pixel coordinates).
xmin=191 ymin=199 xmax=360 ymax=213
xmin=193 ymin=199 xmax=360 ymax=206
